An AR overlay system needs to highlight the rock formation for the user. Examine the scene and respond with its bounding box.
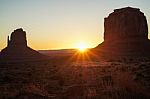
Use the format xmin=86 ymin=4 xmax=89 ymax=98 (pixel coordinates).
xmin=104 ymin=7 xmax=148 ymax=42
xmin=7 ymin=28 xmax=27 ymax=48
xmin=95 ymin=7 xmax=150 ymax=57
xmin=0 ymin=28 xmax=47 ymax=62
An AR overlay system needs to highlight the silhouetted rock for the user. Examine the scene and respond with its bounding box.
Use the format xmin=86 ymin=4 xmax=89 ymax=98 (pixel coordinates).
xmin=95 ymin=7 xmax=150 ymax=57
xmin=104 ymin=7 xmax=148 ymax=42
xmin=0 ymin=28 xmax=47 ymax=62
xmin=8 ymin=28 xmax=27 ymax=48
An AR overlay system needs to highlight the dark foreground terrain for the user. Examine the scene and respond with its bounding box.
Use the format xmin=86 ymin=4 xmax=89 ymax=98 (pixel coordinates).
xmin=0 ymin=50 xmax=150 ymax=99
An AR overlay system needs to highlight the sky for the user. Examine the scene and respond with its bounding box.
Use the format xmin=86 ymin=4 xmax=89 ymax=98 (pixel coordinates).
xmin=0 ymin=0 xmax=150 ymax=50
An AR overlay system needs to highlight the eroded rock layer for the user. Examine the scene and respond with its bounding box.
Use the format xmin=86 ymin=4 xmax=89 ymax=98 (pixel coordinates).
xmin=95 ymin=7 xmax=150 ymax=57
xmin=0 ymin=28 xmax=47 ymax=62
xmin=8 ymin=28 xmax=27 ymax=47
xmin=104 ymin=7 xmax=148 ymax=42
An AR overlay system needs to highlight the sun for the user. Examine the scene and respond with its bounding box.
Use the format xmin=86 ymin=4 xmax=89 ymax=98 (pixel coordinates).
xmin=76 ymin=42 xmax=88 ymax=52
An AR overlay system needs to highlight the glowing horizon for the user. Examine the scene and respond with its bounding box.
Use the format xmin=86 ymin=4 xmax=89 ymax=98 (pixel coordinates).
xmin=0 ymin=0 xmax=150 ymax=50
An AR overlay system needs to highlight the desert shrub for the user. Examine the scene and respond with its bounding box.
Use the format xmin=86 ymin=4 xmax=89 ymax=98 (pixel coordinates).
xmin=58 ymin=77 xmax=64 ymax=87
xmin=139 ymin=64 xmax=146 ymax=67
xmin=1 ymin=76 xmax=12 ymax=83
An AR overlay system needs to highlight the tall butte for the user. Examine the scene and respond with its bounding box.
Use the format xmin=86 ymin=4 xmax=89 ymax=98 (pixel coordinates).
xmin=95 ymin=7 xmax=150 ymax=57
xmin=0 ymin=28 xmax=47 ymax=61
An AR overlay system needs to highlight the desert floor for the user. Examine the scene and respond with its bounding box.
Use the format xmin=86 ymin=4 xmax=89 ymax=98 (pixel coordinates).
xmin=0 ymin=52 xmax=150 ymax=99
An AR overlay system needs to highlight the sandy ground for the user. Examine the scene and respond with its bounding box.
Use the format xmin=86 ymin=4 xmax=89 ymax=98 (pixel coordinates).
xmin=0 ymin=55 xmax=150 ymax=99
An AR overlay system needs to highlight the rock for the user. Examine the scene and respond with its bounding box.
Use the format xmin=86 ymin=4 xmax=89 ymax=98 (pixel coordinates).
xmin=8 ymin=28 xmax=27 ymax=48
xmin=104 ymin=7 xmax=148 ymax=42
xmin=95 ymin=7 xmax=150 ymax=57
xmin=0 ymin=28 xmax=47 ymax=62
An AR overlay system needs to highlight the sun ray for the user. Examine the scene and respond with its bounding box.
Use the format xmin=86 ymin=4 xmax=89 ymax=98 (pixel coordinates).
xmin=76 ymin=42 xmax=88 ymax=52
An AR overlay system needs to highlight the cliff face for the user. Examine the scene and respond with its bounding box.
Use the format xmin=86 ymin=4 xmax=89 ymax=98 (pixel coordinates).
xmin=96 ymin=7 xmax=150 ymax=57
xmin=104 ymin=7 xmax=148 ymax=42
xmin=0 ymin=28 xmax=47 ymax=61
xmin=8 ymin=28 xmax=27 ymax=48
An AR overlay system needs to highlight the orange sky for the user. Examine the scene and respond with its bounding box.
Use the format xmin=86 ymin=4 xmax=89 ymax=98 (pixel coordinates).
xmin=0 ymin=0 xmax=150 ymax=50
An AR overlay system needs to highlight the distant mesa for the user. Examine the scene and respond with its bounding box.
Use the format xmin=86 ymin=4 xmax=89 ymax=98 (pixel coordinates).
xmin=0 ymin=28 xmax=47 ymax=62
xmin=95 ymin=7 xmax=150 ymax=57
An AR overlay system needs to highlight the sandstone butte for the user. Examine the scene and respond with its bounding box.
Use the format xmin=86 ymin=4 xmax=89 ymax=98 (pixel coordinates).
xmin=0 ymin=28 xmax=47 ymax=62
xmin=94 ymin=7 xmax=150 ymax=57
xmin=0 ymin=7 xmax=150 ymax=60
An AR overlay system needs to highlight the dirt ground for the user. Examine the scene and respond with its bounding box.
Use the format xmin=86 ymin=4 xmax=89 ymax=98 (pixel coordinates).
xmin=0 ymin=52 xmax=150 ymax=99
